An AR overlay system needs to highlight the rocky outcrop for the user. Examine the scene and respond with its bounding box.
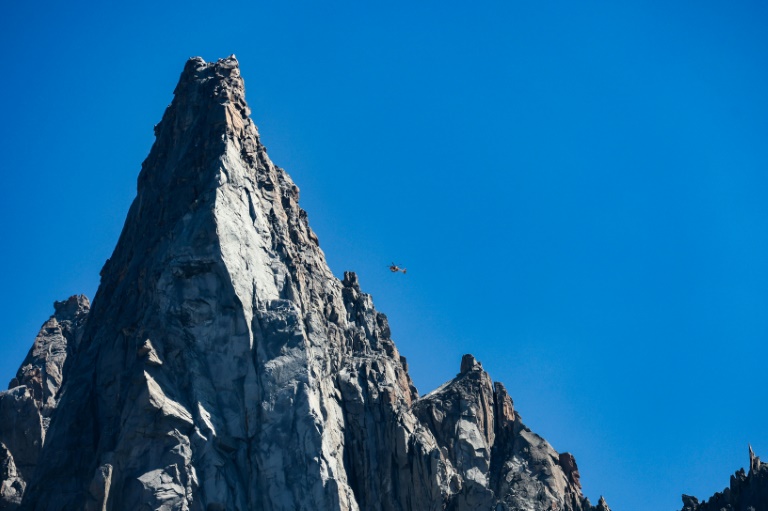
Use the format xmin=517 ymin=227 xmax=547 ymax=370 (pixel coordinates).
xmin=594 ymin=496 xmax=611 ymax=511
xmin=1 ymin=442 xmax=25 ymax=510
xmin=3 ymin=56 xmax=607 ymax=510
xmin=680 ymin=446 xmax=768 ymax=511
xmin=414 ymin=355 xmax=596 ymax=511
xmin=0 ymin=295 xmax=89 ymax=509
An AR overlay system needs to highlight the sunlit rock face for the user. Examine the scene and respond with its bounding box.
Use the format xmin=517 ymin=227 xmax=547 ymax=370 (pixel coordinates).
xmin=2 ymin=56 xmax=607 ymax=511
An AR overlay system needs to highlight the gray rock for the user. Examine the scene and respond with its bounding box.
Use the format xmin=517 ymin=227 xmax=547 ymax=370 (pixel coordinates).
xmin=680 ymin=446 xmax=768 ymax=511
xmin=0 ymin=443 xmax=25 ymax=510
xmin=595 ymin=495 xmax=611 ymax=511
xmin=4 ymin=56 xmax=609 ymax=510
xmin=415 ymin=355 xmax=597 ymax=511
xmin=0 ymin=295 xmax=89 ymax=510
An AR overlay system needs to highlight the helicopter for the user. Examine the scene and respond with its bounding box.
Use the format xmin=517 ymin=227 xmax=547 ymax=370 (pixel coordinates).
xmin=389 ymin=263 xmax=407 ymax=274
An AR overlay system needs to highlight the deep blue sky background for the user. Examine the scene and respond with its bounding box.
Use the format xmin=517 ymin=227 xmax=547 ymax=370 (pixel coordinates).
xmin=1 ymin=1 xmax=766 ymax=510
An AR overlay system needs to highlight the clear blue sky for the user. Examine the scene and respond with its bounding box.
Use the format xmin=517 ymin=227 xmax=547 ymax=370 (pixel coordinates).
xmin=1 ymin=2 xmax=766 ymax=510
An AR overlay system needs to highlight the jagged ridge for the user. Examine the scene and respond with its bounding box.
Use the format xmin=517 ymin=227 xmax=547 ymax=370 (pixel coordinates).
xmin=680 ymin=447 xmax=768 ymax=511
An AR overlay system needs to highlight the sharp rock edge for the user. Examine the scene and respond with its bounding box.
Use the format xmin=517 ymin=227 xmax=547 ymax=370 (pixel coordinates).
xmin=680 ymin=447 xmax=768 ymax=511
xmin=1 ymin=56 xmax=611 ymax=511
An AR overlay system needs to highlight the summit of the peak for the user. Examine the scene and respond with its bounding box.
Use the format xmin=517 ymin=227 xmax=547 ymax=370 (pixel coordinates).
xmin=96 ymin=55 xmax=265 ymax=306
xmin=183 ymin=54 xmax=239 ymax=71
xmin=146 ymin=54 xmax=254 ymax=183
xmin=186 ymin=54 xmax=238 ymax=65
xmin=176 ymin=54 xmax=243 ymax=95
xmin=459 ymin=353 xmax=481 ymax=373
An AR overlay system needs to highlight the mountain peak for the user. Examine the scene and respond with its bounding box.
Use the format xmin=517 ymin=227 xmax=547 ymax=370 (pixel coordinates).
xmin=1 ymin=57 xmax=609 ymax=511
xmin=174 ymin=54 xmax=249 ymax=126
xmin=459 ymin=353 xmax=480 ymax=373
xmin=177 ymin=55 xmax=242 ymax=96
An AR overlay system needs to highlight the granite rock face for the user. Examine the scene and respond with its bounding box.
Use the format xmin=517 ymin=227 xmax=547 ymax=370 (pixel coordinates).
xmin=680 ymin=447 xmax=768 ymax=511
xmin=4 ymin=56 xmax=607 ymax=510
xmin=413 ymin=355 xmax=595 ymax=511
xmin=0 ymin=295 xmax=90 ymax=510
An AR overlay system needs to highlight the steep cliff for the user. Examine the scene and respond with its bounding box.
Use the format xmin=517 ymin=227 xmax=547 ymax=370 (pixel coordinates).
xmin=0 ymin=296 xmax=90 ymax=509
xmin=1 ymin=56 xmax=607 ymax=511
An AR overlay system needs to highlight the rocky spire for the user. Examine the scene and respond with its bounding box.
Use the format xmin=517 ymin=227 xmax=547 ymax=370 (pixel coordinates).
xmin=680 ymin=447 xmax=768 ymax=511
xmin=750 ymin=444 xmax=761 ymax=475
xmin=3 ymin=57 xmax=607 ymax=511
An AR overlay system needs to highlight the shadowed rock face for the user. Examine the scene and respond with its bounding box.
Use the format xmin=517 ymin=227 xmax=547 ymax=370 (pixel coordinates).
xmin=2 ymin=56 xmax=608 ymax=511
xmin=680 ymin=447 xmax=768 ymax=511
xmin=0 ymin=295 xmax=89 ymax=510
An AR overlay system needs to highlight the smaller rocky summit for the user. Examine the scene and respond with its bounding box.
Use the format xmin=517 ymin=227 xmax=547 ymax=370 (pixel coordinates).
xmin=0 ymin=296 xmax=89 ymax=510
xmin=413 ymin=354 xmax=601 ymax=511
xmin=681 ymin=446 xmax=768 ymax=511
